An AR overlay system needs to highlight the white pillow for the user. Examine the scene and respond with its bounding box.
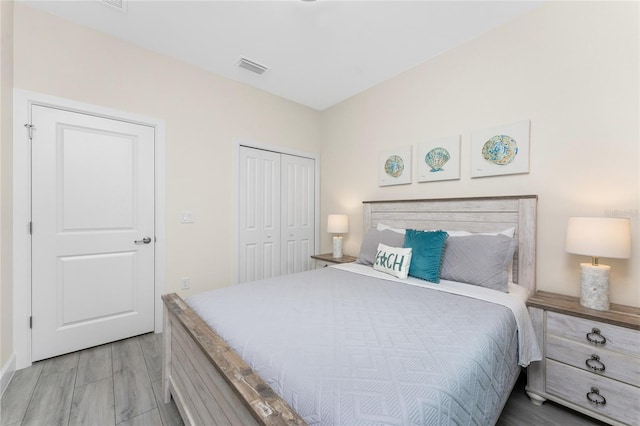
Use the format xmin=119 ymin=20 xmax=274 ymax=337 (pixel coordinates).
xmin=377 ymin=223 xmax=514 ymax=239
xmin=376 ymin=223 xmax=406 ymax=235
xmin=373 ymin=243 xmax=412 ymax=279
xmin=446 ymin=227 xmax=515 ymax=238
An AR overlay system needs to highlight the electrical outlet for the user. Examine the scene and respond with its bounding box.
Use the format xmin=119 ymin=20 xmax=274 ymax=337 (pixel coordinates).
xmin=180 ymin=211 xmax=194 ymax=223
xmin=181 ymin=277 xmax=190 ymax=290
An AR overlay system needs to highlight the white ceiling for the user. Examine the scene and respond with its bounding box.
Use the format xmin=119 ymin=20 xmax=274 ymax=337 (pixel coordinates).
xmin=21 ymin=0 xmax=543 ymax=111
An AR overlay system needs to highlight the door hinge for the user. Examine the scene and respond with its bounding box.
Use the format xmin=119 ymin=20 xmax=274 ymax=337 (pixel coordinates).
xmin=24 ymin=124 xmax=35 ymax=140
xmin=29 ymin=221 xmax=32 ymax=235
xmin=29 ymin=316 xmax=32 ymax=329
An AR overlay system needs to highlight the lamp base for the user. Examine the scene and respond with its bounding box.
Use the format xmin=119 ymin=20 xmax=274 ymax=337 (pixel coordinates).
xmin=579 ymin=263 xmax=610 ymax=311
xmin=332 ymin=236 xmax=343 ymax=258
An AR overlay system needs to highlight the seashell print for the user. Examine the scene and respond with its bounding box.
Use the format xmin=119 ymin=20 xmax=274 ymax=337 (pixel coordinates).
xmin=482 ymin=135 xmax=518 ymax=165
xmin=425 ymin=147 xmax=450 ymax=172
xmin=384 ymin=155 xmax=405 ymax=178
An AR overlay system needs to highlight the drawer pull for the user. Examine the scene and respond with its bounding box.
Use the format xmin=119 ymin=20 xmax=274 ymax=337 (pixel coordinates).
xmin=586 ymin=387 xmax=606 ymax=406
xmin=585 ymin=354 xmax=605 ymax=372
xmin=586 ymin=328 xmax=606 ymax=345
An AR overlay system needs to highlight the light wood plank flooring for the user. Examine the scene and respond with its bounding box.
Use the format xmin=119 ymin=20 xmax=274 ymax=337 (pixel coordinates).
xmin=2 ymin=333 xmax=607 ymax=426
xmin=1 ymin=333 xmax=182 ymax=426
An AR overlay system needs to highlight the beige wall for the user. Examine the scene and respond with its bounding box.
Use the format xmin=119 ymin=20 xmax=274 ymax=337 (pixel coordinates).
xmin=12 ymin=4 xmax=322 ymax=304
xmin=6 ymin=1 xmax=640 ymax=369
xmin=1 ymin=0 xmax=14 ymax=369
xmin=320 ymin=1 xmax=640 ymax=307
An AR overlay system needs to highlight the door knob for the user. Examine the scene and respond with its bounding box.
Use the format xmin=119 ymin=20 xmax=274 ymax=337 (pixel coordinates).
xmin=134 ymin=237 xmax=152 ymax=245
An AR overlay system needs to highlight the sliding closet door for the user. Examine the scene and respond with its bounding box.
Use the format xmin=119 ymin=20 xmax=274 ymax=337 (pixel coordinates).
xmin=238 ymin=147 xmax=281 ymax=283
xmin=281 ymin=154 xmax=315 ymax=274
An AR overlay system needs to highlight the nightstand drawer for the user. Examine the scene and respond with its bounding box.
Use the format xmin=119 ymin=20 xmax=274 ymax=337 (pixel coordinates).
xmin=310 ymin=254 xmax=357 ymax=269
xmin=547 ymin=311 xmax=639 ymax=357
xmin=527 ymin=292 xmax=640 ymax=425
xmin=547 ymin=334 xmax=640 ymax=387
xmin=547 ymin=359 xmax=640 ymax=425
xmin=314 ymin=260 xmax=333 ymax=269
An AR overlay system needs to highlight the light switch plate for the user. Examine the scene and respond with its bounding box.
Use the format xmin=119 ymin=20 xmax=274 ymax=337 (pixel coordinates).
xmin=181 ymin=277 xmax=190 ymax=290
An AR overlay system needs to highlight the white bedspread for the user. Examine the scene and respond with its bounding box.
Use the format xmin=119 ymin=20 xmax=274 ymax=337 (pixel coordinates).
xmin=332 ymin=263 xmax=541 ymax=367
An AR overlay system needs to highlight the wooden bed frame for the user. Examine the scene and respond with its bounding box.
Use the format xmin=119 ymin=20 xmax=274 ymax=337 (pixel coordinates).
xmin=162 ymin=195 xmax=538 ymax=425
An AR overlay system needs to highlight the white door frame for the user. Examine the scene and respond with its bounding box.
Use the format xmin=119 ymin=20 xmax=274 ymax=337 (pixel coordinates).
xmin=232 ymin=139 xmax=320 ymax=285
xmin=13 ymin=89 xmax=166 ymax=369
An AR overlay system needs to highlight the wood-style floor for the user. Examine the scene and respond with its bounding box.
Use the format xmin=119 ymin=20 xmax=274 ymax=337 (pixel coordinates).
xmin=1 ymin=333 xmax=607 ymax=426
xmin=0 ymin=333 xmax=182 ymax=426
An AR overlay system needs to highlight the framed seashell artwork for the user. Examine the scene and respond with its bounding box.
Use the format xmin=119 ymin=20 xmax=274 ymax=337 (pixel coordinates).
xmin=470 ymin=120 xmax=530 ymax=178
xmin=379 ymin=146 xmax=412 ymax=186
xmin=417 ymin=135 xmax=461 ymax=182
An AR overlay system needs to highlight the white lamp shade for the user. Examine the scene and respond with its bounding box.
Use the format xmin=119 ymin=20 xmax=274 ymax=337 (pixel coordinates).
xmin=327 ymin=214 xmax=349 ymax=234
xmin=566 ymin=217 xmax=631 ymax=259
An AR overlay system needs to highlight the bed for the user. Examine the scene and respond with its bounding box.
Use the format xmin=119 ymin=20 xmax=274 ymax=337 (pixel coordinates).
xmin=162 ymin=195 xmax=539 ymax=425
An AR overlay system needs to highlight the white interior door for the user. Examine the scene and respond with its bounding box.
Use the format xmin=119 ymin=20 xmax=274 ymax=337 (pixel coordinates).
xmin=31 ymin=105 xmax=155 ymax=361
xmin=238 ymin=146 xmax=281 ymax=283
xmin=281 ymin=154 xmax=315 ymax=274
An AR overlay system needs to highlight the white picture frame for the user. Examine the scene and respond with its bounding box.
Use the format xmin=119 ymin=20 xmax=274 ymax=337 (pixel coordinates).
xmin=471 ymin=120 xmax=530 ymax=178
xmin=379 ymin=146 xmax=412 ymax=186
xmin=417 ymin=135 xmax=461 ymax=182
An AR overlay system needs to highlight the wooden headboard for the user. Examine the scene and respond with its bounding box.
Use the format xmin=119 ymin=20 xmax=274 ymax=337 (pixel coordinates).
xmin=363 ymin=195 xmax=537 ymax=295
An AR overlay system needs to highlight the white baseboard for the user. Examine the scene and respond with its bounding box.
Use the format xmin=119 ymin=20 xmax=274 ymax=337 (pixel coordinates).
xmin=0 ymin=353 xmax=16 ymax=398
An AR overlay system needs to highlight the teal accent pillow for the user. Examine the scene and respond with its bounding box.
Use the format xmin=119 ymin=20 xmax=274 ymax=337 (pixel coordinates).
xmin=403 ymin=229 xmax=448 ymax=283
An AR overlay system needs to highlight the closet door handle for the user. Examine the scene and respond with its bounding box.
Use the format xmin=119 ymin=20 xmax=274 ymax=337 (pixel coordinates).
xmin=135 ymin=237 xmax=152 ymax=245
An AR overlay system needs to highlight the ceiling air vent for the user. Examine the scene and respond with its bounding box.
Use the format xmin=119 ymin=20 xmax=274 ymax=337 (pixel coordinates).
xmin=238 ymin=57 xmax=268 ymax=75
xmin=101 ymin=0 xmax=128 ymax=12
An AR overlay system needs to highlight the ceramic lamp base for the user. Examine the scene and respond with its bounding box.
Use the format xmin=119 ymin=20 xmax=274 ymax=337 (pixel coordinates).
xmin=580 ymin=263 xmax=610 ymax=311
xmin=332 ymin=236 xmax=343 ymax=258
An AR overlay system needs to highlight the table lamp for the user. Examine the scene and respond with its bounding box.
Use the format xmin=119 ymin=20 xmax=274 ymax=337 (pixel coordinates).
xmin=565 ymin=217 xmax=631 ymax=311
xmin=327 ymin=214 xmax=349 ymax=258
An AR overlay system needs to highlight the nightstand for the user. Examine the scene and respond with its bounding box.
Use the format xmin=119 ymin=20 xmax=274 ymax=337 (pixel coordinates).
xmin=310 ymin=253 xmax=357 ymax=269
xmin=526 ymin=291 xmax=640 ymax=426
